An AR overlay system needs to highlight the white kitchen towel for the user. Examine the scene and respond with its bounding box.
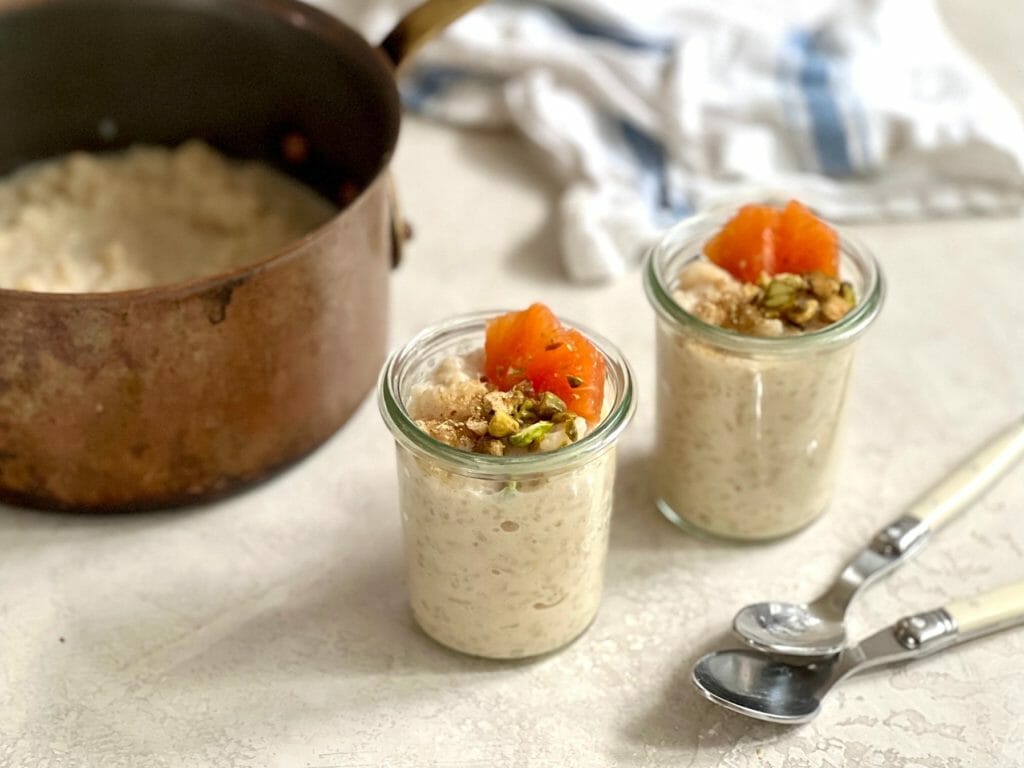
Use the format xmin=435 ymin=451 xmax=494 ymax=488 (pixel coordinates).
xmin=310 ymin=0 xmax=1024 ymax=282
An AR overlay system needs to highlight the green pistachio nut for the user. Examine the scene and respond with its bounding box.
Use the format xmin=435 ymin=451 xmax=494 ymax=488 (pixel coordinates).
xmin=508 ymin=421 xmax=554 ymax=447
xmin=840 ymin=281 xmax=856 ymax=305
xmin=784 ymin=296 xmax=820 ymax=326
xmin=762 ymin=279 xmax=798 ymax=309
xmin=536 ymin=391 xmax=567 ymax=418
xmin=487 ymin=410 xmax=520 ymax=438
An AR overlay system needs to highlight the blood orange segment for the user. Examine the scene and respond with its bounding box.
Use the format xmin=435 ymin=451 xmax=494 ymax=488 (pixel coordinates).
xmin=775 ymin=200 xmax=839 ymax=278
xmin=484 ymin=305 xmax=606 ymax=425
xmin=703 ymin=200 xmax=840 ymax=282
xmin=484 ymin=303 xmax=562 ymax=389
xmin=525 ymin=329 xmax=606 ymax=424
xmin=703 ymin=204 xmax=780 ymax=283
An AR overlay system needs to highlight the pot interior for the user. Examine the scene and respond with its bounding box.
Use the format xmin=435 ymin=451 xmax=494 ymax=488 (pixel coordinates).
xmin=0 ymin=0 xmax=401 ymax=201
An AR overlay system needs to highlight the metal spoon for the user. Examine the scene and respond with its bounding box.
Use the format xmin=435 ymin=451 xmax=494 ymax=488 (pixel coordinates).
xmin=696 ymin=580 xmax=1024 ymax=723
xmin=733 ymin=414 xmax=1024 ymax=658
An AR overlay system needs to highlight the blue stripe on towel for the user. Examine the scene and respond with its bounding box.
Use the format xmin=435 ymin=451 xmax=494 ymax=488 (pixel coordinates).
xmin=788 ymin=30 xmax=853 ymax=177
xmin=619 ymin=120 xmax=691 ymax=223
xmin=401 ymin=66 xmax=500 ymax=112
xmin=543 ymin=4 xmax=674 ymax=54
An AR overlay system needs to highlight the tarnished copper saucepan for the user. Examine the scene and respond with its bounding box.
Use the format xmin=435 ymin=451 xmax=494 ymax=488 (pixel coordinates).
xmin=0 ymin=0 xmax=483 ymax=511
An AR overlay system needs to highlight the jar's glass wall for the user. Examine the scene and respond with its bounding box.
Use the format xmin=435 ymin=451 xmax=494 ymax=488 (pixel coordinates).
xmin=396 ymin=443 xmax=617 ymax=658
xmin=378 ymin=311 xmax=635 ymax=657
xmin=653 ymin=315 xmax=857 ymax=540
xmin=644 ymin=208 xmax=884 ymax=541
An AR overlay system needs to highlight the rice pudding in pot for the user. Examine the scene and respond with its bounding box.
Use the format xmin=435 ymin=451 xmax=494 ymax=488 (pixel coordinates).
xmin=644 ymin=201 xmax=884 ymax=541
xmin=379 ymin=306 xmax=635 ymax=658
xmin=0 ymin=141 xmax=336 ymax=293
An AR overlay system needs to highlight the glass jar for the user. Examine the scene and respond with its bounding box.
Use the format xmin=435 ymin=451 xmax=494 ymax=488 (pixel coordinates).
xmin=643 ymin=207 xmax=885 ymax=541
xmin=378 ymin=311 xmax=635 ymax=659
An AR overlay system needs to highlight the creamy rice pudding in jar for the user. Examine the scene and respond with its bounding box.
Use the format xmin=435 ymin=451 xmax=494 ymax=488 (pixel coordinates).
xmin=378 ymin=307 xmax=635 ymax=659
xmin=643 ymin=202 xmax=884 ymax=541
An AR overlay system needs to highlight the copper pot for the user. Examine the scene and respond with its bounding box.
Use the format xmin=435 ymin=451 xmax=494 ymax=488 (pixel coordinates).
xmin=0 ymin=0 xmax=482 ymax=510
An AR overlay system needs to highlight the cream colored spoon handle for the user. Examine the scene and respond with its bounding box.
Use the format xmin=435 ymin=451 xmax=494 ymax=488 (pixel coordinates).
xmin=907 ymin=415 xmax=1024 ymax=531
xmin=851 ymin=581 xmax=1024 ymax=672
xmin=947 ymin=581 xmax=1024 ymax=639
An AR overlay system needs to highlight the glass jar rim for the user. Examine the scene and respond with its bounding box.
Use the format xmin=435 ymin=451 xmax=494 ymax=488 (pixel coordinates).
xmin=643 ymin=206 xmax=885 ymax=355
xmin=378 ymin=310 xmax=636 ymax=477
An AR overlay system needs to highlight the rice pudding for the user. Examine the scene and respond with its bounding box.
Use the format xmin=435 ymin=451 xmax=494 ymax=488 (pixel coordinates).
xmin=644 ymin=202 xmax=884 ymax=540
xmin=379 ymin=307 xmax=634 ymax=658
xmin=0 ymin=141 xmax=336 ymax=292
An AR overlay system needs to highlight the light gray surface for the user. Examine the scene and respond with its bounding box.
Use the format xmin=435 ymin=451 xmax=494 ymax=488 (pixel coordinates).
xmin=2 ymin=2 xmax=1023 ymax=766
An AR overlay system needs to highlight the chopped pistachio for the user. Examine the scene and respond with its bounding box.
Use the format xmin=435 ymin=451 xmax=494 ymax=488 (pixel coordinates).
xmin=775 ymin=273 xmax=806 ymax=289
xmin=806 ymin=271 xmax=839 ymax=299
xmin=687 ymin=262 xmax=859 ymax=336
xmin=564 ymin=417 xmax=579 ymax=441
xmin=536 ymin=391 xmax=567 ymax=418
xmin=784 ymin=296 xmax=820 ymax=326
xmin=566 ymin=375 xmax=584 ymax=388
xmin=840 ymin=281 xmax=856 ymax=305
xmin=516 ymin=398 xmax=537 ymax=423
xmin=508 ymin=420 xmax=554 ymax=447
xmin=544 ymin=341 xmax=563 ymax=351
xmin=762 ymin=279 xmax=798 ymax=309
xmin=487 ymin=410 xmax=519 ymax=438
xmin=820 ymin=294 xmax=852 ymax=322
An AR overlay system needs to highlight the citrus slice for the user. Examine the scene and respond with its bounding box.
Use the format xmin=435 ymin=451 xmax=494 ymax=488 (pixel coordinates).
xmin=484 ymin=304 xmax=606 ymax=425
xmin=703 ymin=200 xmax=840 ymax=282
xmin=484 ymin=303 xmax=562 ymax=388
xmin=775 ymin=200 xmax=840 ymax=278
xmin=703 ymin=204 xmax=780 ymax=284
xmin=524 ymin=328 xmax=606 ymax=425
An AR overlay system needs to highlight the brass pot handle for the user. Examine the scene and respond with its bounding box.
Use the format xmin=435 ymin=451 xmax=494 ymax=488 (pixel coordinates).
xmin=386 ymin=173 xmax=411 ymax=268
xmin=380 ymin=0 xmax=485 ymax=72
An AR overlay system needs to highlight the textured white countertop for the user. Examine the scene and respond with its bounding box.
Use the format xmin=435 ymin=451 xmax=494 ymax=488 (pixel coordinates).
xmin=3 ymin=2 xmax=1023 ymax=766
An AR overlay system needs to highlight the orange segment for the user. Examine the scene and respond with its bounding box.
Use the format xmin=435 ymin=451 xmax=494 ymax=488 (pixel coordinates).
xmin=484 ymin=304 xmax=606 ymax=425
xmin=525 ymin=329 xmax=606 ymax=425
xmin=484 ymin=303 xmax=562 ymax=388
xmin=775 ymin=200 xmax=839 ymax=278
xmin=702 ymin=200 xmax=840 ymax=282
xmin=703 ymin=204 xmax=780 ymax=283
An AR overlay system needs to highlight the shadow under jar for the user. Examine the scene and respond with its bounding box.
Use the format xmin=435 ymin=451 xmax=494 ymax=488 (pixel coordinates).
xmin=379 ymin=312 xmax=635 ymax=659
xmin=643 ymin=208 xmax=885 ymax=541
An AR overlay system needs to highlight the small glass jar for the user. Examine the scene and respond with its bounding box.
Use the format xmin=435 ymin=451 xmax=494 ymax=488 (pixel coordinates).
xmin=378 ymin=311 xmax=635 ymax=659
xmin=643 ymin=207 xmax=885 ymax=541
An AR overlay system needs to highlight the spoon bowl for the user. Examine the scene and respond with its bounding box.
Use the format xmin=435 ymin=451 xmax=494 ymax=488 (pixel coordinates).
xmin=692 ymin=648 xmax=835 ymax=723
xmin=732 ymin=599 xmax=849 ymax=658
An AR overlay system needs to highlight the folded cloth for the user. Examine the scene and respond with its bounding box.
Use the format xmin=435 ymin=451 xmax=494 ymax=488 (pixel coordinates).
xmin=309 ymin=0 xmax=1024 ymax=282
